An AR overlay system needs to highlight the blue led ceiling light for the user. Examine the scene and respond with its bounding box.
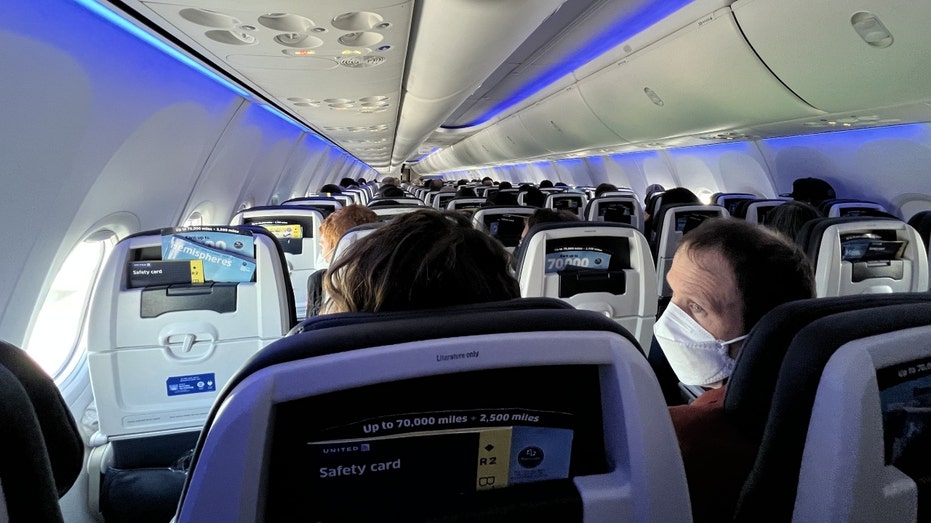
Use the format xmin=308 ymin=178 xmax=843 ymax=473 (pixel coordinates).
xmin=448 ymin=0 xmax=694 ymax=129
xmin=73 ymin=0 xmax=250 ymax=98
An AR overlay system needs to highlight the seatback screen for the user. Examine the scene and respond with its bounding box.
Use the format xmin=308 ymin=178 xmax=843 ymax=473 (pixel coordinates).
xmin=877 ymin=356 xmax=931 ymax=510
xmin=266 ymin=365 xmax=606 ymax=521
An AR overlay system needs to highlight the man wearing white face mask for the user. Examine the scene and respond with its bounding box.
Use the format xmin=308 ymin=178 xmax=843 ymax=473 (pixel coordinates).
xmin=655 ymin=218 xmax=814 ymax=522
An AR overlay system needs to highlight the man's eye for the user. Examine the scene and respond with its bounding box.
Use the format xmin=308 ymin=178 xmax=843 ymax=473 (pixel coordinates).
xmin=689 ymin=302 xmax=705 ymax=314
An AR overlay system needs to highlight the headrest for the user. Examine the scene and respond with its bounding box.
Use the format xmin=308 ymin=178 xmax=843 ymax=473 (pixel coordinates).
xmin=795 ymin=216 xmax=901 ymax=263
xmin=734 ymin=300 xmax=931 ymax=521
xmin=232 ymin=297 xmax=639 ymax=418
xmin=780 ymin=177 xmax=836 ymax=204
xmin=908 ymin=210 xmax=931 ymax=251
xmin=0 ymin=340 xmax=82 ymax=497
xmin=725 ymin=293 xmax=931 ymax=439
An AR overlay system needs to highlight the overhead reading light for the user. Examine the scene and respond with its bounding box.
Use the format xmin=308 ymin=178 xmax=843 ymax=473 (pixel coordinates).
xmin=851 ymin=12 xmax=893 ymax=48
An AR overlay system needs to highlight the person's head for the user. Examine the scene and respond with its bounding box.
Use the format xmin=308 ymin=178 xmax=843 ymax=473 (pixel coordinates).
xmin=457 ymin=179 xmax=468 ymax=186
xmin=324 ymin=210 xmax=520 ymax=313
xmin=456 ymin=186 xmax=477 ymax=198
xmin=498 ymin=181 xmax=513 ymax=190
xmin=317 ymin=204 xmax=378 ymax=263
xmin=539 ymin=179 xmax=554 ymax=189
xmin=595 ymin=183 xmax=618 ymax=198
xmin=521 ymin=208 xmax=579 ymax=240
xmin=659 ymin=187 xmax=700 ymax=206
xmin=655 ymin=218 xmax=815 ymax=387
xmin=764 ymin=201 xmax=822 ymax=242
xmin=781 ymin=177 xmax=836 ymax=206
xmin=380 ymin=176 xmax=398 ymax=187
xmin=319 ymin=183 xmax=342 ymax=194
xmin=482 ymin=177 xmax=494 ymax=187
xmin=522 ymin=187 xmax=546 ymax=208
xmin=340 ymin=177 xmax=359 ymax=188
xmin=379 ymin=186 xmax=406 ymax=198
xmin=644 ymin=183 xmax=665 ymax=204
xmin=428 ymin=179 xmax=445 ymax=191
xmin=357 ymin=177 xmax=367 ymax=184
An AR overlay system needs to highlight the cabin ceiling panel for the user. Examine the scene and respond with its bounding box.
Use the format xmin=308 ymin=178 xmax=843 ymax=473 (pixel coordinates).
xmin=577 ymin=8 xmax=823 ymax=144
xmin=390 ymin=0 xmax=566 ymax=166
xmin=135 ymin=0 xmax=413 ymax=169
xmin=733 ymin=0 xmax=931 ymax=114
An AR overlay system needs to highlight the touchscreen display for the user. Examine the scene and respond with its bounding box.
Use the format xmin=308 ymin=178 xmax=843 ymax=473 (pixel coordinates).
xmin=265 ymin=365 xmax=606 ymax=521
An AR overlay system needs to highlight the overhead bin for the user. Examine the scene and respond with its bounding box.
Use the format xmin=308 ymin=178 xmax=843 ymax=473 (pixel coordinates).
xmin=732 ymin=0 xmax=931 ymax=113
xmin=517 ymin=86 xmax=626 ymax=154
xmin=576 ymin=8 xmax=823 ymax=143
xmin=487 ymin=115 xmax=554 ymax=162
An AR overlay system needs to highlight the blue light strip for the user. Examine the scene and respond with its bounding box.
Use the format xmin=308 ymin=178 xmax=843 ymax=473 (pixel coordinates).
xmin=760 ymin=122 xmax=927 ymax=147
xmin=73 ymin=0 xmax=250 ymax=98
xmin=447 ymin=0 xmax=694 ymax=129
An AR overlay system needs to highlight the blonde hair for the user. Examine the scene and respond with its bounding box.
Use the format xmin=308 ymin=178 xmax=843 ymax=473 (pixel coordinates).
xmin=318 ymin=205 xmax=378 ymax=252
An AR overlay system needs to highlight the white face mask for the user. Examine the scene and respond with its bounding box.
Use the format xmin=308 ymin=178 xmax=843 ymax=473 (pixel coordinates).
xmin=653 ymin=302 xmax=747 ymax=387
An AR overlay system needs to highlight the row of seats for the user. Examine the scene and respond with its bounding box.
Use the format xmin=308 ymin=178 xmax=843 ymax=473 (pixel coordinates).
xmin=85 ymin=224 xmax=297 ymax=522
xmin=170 ymin=292 xmax=931 ymax=521
xmin=79 ymin=186 xmax=931 ymax=521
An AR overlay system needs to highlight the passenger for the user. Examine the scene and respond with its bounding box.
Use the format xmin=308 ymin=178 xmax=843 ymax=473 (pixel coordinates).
xmin=644 ymin=186 xmax=700 ymax=240
xmin=305 ymin=205 xmax=378 ymax=317
xmin=763 ymin=200 xmax=822 ymax=242
xmin=538 ymin=179 xmax=554 ymax=189
xmin=594 ymin=182 xmax=617 ymax=198
xmin=644 ymin=183 xmax=665 ymax=206
xmin=428 ymin=179 xmax=445 ymax=191
xmin=481 ymin=177 xmax=494 ymax=187
xmin=498 ymin=181 xmax=513 ymax=190
xmin=456 ymin=186 xmax=477 ymax=198
xmin=378 ymin=186 xmax=406 ymax=199
xmin=323 ymin=210 xmax=520 ymax=313
xmin=780 ymin=176 xmax=836 ymax=206
xmin=319 ymin=183 xmax=343 ymax=194
xmin=339 ymin=177 xmax=359 ymax=188
xmin=520 ymin=208 xmax=579 ymax=242
xmin=521 ymin=187 xmax=546 ymax=208
xmin=490 ymin=191 xmax=519 ymax=206
xmin=653 ymin=218 xmax=815 ymax=522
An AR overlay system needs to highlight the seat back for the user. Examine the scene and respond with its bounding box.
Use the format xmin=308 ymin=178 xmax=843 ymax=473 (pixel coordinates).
xmin=796 ymin=216 xmax=928 ymax=297
xmin=175 ymin=299 xmax=689 ymax=522
xmin=368 ymin=196 xmax=426 ymax=208
xmin=742 ymin=198 xmax=790 ymax=223
xmin=724 ymin=295 xmax=931 ymax=522
xmin=432 ymin=191 xmax=457 ymax=210
xmin=584 ymin=195 xmax=645 ymax=231
xmin=231 ymin=206 xmax=326 ymax=319
xmin=713 ymin=193 xmax=758 ymax=216
xmin=545 ymin=192 xmax=588 ymax=217
xmin=280 ymin=196 xmax=342 ymax=216
xmin=331 ymin=222 xmax=385 ymax=263
xmin=445 ymin=197 xmax=487 ymax=214
xmin=820 ymin=198 xmax=888 ymax=218
xmin=652 ymin=204 xmax=729 ymax=299
xmin=87 ymin=225 xmax=294 ymax=438
xmin=515 ymin=222 xmax=657 ymax=352
xmin=471 ymin=206 xmax=536 ymax=252
xmin=908 ymin=210 xmax=931 ymax=282
xmin=0 ymin=341 xmax=83 ymax=523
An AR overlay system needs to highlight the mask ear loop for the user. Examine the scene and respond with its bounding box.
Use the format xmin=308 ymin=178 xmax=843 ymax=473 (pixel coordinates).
xmin=720 ymin=334 xmax=748 ymax=347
